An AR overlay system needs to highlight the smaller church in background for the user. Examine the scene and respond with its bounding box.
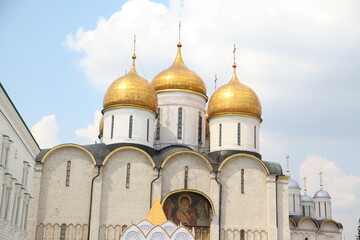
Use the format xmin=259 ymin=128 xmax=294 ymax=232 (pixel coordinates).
xmin=0 ymin=32 xmax=343 ymax=240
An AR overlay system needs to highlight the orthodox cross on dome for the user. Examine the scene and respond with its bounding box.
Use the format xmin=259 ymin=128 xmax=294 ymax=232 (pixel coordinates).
xmin=319 ymin=172 xmax=324 ymax=188
xmin=303 ymin=177 xmax=308 ymax=193
xmin=178 ymin=20 xmax=181 ymax=44
xmin=286 ymin=155 xmax=290 ymax=176
xmin=130 ymin=35 xmax=137 ymax=73
xmin=233 ymin=44 xmax=237 ymax=67
xmin=133 ymin=35 xmax=136 ymax=57
xmin=214 ymin=74 xmax=217 ymax=90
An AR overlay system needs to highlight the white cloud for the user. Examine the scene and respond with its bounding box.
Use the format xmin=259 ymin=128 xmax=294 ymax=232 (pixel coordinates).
xmin=75 ymin=110 xmax=102 ymax=144
xmin=31 ymin=115 xmax=60 ymax=149
xmin=300 ymin=155 xmax=360 ymax=239
xmin=64 ymin=0 xmax=360 ymax=98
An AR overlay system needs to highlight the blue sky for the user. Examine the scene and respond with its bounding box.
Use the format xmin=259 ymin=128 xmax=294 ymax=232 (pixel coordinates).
xmin=1 ymin=0 xmax=360 ymax=238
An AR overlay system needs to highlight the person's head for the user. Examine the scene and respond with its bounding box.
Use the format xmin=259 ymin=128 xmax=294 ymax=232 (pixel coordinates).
xmin=179 ymin=196 xmax=190 ymax=209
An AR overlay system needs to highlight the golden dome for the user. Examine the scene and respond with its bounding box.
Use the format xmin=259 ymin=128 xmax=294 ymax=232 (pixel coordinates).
xmin=99 ymin=116 xmax=104 ymax=137
xmin=103 ymin=55 xmax=158 ymax=113
xmin=207 ymin=64 xmax=262 ymax=119
xmin=152 ymin=43 xmax=207 ymax=98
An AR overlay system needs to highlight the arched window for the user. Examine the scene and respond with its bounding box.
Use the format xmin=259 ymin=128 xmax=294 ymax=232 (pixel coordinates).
xmin=126 ymin=163 xmax=131 ymax=188
xmin=198 ymin=113 xmax=202 ymax=144
xmin=129 ymin=116 xmax=133 ymax=139
xmin=219 ymin=124 xmax=222 ymax=146
xmin=293 ymin=194 xmax=296 ymax=212
xmin=66 ymin=161 xmax=71 ymax=186
xmin=111 ymin=115 xmax=114 ymax=139
xmin=240 ymin=229 xmax=245 ymax=240
xmin=156 ymin=108 xmax=161 ymax=140
xmin=60 ymin=224 xmax=66 ymax=240
xmin=177 ymin=108 xmax=183 ymax=139
xmin=254 ymin=126 xmax=257 ymax=149
xmin=237 ymin=123 xmax=241 ymax=146
xmin=241 ymin=169 xmax=245 ymax=193
xmin=23 ymin=204 xmax=29 ymax=230
xmin=184 ymin=166 xmax=189 ymax=189
xmin=325 ymin=202 xmax=327 ymax=216
xmin=122 ymin=225 xmax=127 ymax=232
xmin=11 ymin=193 xmax=17 ymax=224
xmin=14 ymin=196 xmax=21 ymax=225
xmin=4 ymin=187 xmax=12 ymax=220
xmin=146 ymin=119 xmax=150 ymax=142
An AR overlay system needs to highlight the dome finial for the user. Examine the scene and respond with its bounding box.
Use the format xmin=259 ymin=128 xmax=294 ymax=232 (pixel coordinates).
xmin=230 ymin=44 xmax=239 ymax=83
xmin=319 ymin=172 xmax=324 ymax=189
xmin=130 ymin=35 xmax=137 ymax=74
xmin=286 ymin=155 xmax=291 ymax=177
xmin=303 ymin=177 xmax=308 ymax=193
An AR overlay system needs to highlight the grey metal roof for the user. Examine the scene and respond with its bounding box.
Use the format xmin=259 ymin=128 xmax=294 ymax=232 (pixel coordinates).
xmin=301 ymin=193 xmax=313 ymax=202
xmin=263 ymin=161 xmax=283 ymax=175
xmin=290 ymin=215 xmax=343 ymax=229
xmin=313 ymin=189 xmax=331 ymax=198
xmin=288 ymin=178 xmax=301 ymax=190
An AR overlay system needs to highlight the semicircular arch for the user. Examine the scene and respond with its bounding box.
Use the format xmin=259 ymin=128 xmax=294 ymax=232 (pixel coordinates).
xmin=218 ymin=153 xmax=269 ymax=174
xmin=298 ymin=216 xmax=319 ymax=228
xmin=41 ymin=144 xmax=96 ymax=165
xmin=320 ymin=219 xmax=342 ymax=229
xmin=289 ymin=217 xmax=297 ymax=227
xmin=161 ymin=189 xmax=215 ymax=216
xmin=161 ymin=151 xmax=213 ymax=172
xmin=103 ymin=146 xmax=155 ymax=167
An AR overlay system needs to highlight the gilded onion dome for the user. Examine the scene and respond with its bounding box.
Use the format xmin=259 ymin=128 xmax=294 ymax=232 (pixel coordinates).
xmin=207 ymin=63 xmax=262 ymax=119
xmin=152 ymin=43 xmax=207 ymax=98
xmin=103 ymin=55 xmax=158 ymax=113
xmin=99 ymin=116 xmax=104 ymax=138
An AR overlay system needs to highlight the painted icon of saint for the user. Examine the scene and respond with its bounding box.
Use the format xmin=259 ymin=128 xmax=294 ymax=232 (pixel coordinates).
xmin=173 ymin=194 xmax=197 ymax=226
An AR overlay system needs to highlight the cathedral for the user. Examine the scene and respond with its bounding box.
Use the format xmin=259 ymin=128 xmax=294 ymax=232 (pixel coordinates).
xmin=0 ymin=37 xmax=343 ymax=240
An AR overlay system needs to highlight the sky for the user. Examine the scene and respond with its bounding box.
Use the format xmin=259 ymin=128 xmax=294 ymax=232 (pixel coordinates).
xmin=1 ymin=0 xmax=360 ymax=238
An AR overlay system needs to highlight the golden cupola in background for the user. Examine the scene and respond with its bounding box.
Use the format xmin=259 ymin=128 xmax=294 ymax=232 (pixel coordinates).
xmin=103 ymin=54 xmax=158 ymax=113
xmin=207 ymin=63 xmax=262 ymax=119
xmin=98 ymin=116 xmax=104 ymax=138
xmin=152 ymin=42 xmax=207 ymax=98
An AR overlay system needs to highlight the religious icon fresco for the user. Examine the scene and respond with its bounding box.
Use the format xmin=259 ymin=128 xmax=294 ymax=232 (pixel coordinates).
xmin=162 ymin=192 xmax=211 ymax=227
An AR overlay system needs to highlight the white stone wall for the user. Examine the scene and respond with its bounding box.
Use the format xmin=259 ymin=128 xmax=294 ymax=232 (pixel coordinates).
xmin=301 ymin=201 xmax=314 ymax=217
xmin=102 ymin=107 xmax=156 ymax=148
xmin=160 ymin=152 xmax=212 ymax=198
xmin=0 ymin=84 xmax=40 ymax=240
xmin=288 ymin=189 xmax=302 ymax=216
xmin=290 ymin=219 xmax=342 ymax=240
xmin=36 ymin=146 xmax=95 ymax=226
xmin=313 ymin=198 xmax=331 ymax=220
xmin=155 ymin=91 xmax=207 ymax=150
xmin=277 ymin=177 xmax=291 ymax=240
xmin=99 ymin=148 xmax=155 ymax=226
xmin=219 ymin=155 xmax=268 ymax=236
xmin=209 ymin=115 xmax=261 ymax=153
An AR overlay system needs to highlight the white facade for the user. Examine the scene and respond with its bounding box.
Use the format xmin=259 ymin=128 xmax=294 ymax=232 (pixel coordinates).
xmin=102 ymin=107 xmax=156 ymax=148
xmin=155 ymin=91 xmax=207 ymax=151
xmin=0 ymin=83 xmax=40 ymax=240
xmin=209 ymin=115 xmax=260 ymax=153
